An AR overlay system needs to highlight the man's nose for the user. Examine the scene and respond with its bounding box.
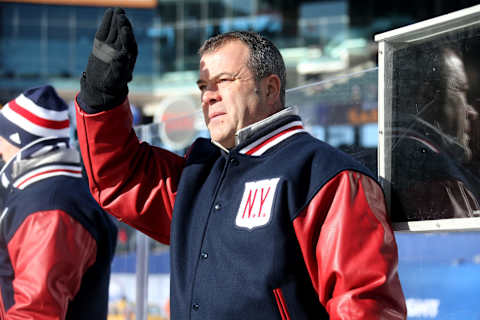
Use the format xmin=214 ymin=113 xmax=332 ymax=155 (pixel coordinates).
xmin=202 ymin=87 xmax=221 ymax=105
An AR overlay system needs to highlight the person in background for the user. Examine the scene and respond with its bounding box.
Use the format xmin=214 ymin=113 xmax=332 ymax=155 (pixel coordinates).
xmin=0 ymin=85 xmax=118 ymax=319
xmin=75 ymin=8 xmax=406 ymax=319
xmin=391 ymin=44 xmax=480 ymax=220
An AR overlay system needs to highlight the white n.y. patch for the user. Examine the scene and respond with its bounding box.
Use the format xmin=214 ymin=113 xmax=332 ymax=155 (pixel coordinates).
xmin=235 ymin=178 xmax=280 ymax=230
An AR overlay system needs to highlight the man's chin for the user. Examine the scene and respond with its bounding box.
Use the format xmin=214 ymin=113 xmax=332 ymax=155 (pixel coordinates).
xmin=209 ymin=130 xmax=234 ymax=148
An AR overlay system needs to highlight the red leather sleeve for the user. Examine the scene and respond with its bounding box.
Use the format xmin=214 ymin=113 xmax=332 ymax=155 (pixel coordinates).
xmin=293 ymin=171 xmax=407 ymax=319
xmin=5 ymin=210 xmax=97 ymax=320
xmin=75 ymin=98 xmax=185 ymax=244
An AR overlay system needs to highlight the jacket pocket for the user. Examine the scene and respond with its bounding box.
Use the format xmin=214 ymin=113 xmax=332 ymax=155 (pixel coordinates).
xmin=273 ymin=288 xmax=291 ymax=320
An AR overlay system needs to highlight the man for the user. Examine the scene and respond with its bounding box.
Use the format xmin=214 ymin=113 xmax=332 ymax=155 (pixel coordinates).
xmin=76 ymin=8 xmax=406 ymax=319
xmin=392 ymin=45 xmax=480 ymax=220
xmin=0 ymin=85 xmax=118 ymax=319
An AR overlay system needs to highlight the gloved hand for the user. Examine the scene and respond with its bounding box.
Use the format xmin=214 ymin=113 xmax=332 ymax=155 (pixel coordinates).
xmin=78 ymin=8 xmax=138 ymax=113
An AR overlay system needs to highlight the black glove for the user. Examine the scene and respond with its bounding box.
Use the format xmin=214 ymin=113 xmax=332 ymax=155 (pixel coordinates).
xmin=78 ymin=8 xmax=138 ymax=113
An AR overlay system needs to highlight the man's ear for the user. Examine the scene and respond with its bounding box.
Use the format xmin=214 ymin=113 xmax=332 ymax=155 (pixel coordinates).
xmin=263 ymin=74 xmax=281 ymax=105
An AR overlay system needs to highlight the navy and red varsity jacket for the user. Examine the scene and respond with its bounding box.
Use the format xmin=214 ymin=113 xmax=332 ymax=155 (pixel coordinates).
xmin=0 ymin=139 xmax=118 ymax=320
xmin=76 ymin=100 xmax=407 ymax=320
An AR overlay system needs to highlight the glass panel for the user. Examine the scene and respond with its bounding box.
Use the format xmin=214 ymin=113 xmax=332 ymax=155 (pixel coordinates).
xmin=154 ymin=27 xmax=177 ymax=73
xmin=299 ymin=1 xmax=348 ymax=47
xmin=75 ymin=6 xmax=103 ymax=22
xmin=18 ymin=3 xmax=42 ymax=24
xmin=17 ymin=24 xmax=40 ymax=39
xmin=208 ymin=1 xmax=226 ymax=19
xmin=231 ymin=0 xmax=252 ymax=17
xmin=385 ymin=24 xmax=480 ymax=222
xmin=184 ymin=2 xmax=202 ymax=20
xmin=286 ymin=68 xmax=379 ymax=173
xmin=183 ymin=26 xmax=204 ymax=70
xmin=157 ymin=2 xmax=177 ymax=24
xmin=75 ymin=26 xmax=96 ymax=75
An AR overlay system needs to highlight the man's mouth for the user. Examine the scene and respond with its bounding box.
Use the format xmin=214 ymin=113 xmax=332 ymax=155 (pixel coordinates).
xmin=209 ymin=112 xmax=226 ymax=121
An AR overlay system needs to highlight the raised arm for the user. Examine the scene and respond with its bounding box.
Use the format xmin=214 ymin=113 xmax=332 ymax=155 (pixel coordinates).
xmin=75 ymin=8 xmax=185 ymax=243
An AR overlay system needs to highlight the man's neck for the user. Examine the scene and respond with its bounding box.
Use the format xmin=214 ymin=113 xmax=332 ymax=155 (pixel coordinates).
xmin=211 ymin=106 xmax=297 ymax=152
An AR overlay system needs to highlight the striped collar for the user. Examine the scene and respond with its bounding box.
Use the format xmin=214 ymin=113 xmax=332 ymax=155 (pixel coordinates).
xmin=238 ymin=120 xmax=305 ymax=156
xmin=1 ymin=139 xmax=83 ymax=190
xmin=12 ymin=163 xmax=82 ymax=190
xmin=212 ymin=106 xmax=306 ymax=156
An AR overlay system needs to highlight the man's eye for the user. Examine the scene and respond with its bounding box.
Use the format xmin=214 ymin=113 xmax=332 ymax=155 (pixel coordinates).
xmin=198 ymin=85 xmax=206 ymax=91
xmin=218 ymin=78 xmax=232 ymax=83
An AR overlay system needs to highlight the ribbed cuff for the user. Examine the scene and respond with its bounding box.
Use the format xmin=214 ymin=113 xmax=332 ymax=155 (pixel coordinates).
xmin=76 ymin=94 xmax=102 ymax=114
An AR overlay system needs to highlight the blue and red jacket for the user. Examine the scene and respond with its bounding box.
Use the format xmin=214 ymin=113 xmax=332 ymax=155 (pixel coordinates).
xmin=76 ymin=100 xmax=407 ymax=320
xmin=0 ymin=139 xmax=118 ymax=320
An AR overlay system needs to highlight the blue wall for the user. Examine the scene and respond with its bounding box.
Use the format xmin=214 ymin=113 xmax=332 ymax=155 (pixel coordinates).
xmin=396 ymin=232 xmax=480 ymax=319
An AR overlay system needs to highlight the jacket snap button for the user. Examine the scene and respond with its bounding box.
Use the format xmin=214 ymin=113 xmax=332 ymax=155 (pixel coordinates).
xmin=229 ymin=158 xmax=239 ymax=166
xmin=214 ymin=203 xmax=222 ymax=211
xmin=201 ymin=252 xmax=208 ymax=259
xmin=192 ymin=303 xmax=200 ymax=311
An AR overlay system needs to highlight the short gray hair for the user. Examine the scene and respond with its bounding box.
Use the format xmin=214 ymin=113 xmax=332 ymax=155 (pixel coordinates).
xmin=198 ymin=31 xmax=286 ymax=106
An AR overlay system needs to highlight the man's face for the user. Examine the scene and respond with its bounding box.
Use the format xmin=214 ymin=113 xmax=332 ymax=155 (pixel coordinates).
xmin=197 ymin=41 xmax=273 ymax=148
xmin=0 ymin=136 xmax=7 ymax=164
xmin=0 ymin=136 xmax=18 ymax=165
xmin=441 ymin=52 xmax=478 ymax=154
